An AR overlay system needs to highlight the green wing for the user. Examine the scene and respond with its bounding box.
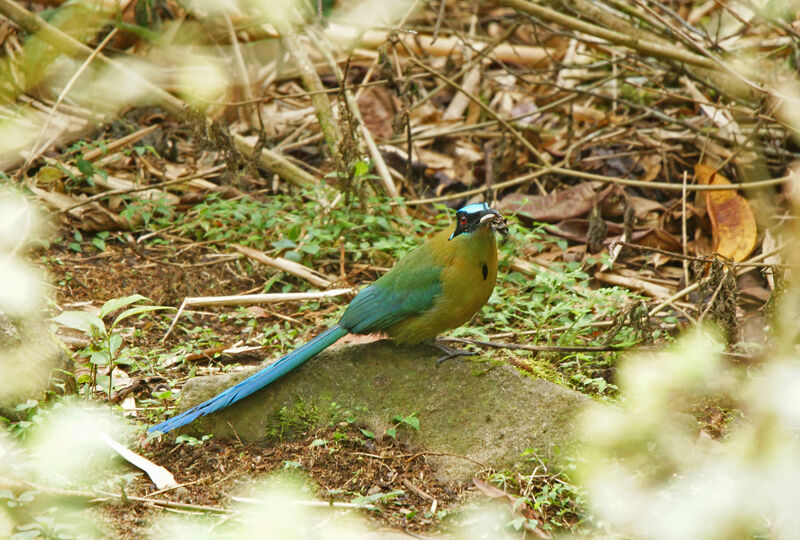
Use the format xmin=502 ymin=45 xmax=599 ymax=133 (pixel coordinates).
xmin=339 ymin=245 xmax=443 ymax=335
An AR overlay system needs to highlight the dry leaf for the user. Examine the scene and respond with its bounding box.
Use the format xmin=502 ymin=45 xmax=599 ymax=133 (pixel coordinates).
xmin=633 ymin=228 xmax=683 ymax=251
xmin=628 ymin=196 xmax=664 ymax=220
xmin=497 ymin=183 xmax=599 ymax=222
xmin=638 ymin=153 xmax=662 ymax=182
xmin=357 ymin=86 xmax=397 ymax=140
xmin=472 ymin=477 xmax=551 ymax=539
xmin=695 ymin=164 xmax=757 ymax=261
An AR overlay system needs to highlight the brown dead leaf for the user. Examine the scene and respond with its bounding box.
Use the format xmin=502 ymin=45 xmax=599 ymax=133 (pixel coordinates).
xmin=632 ymin=228 xmax=682 ymax=251
xmin=29 ymin=185 xmax=132 ymax=231
xmin=546 ymin=219 xmax=624 ymax=243
xmin=497 ymin=183 xmax=599 ymax=222
xmin=357 ymin=86 xmax=398 ymax=141
xmin=638 ymin=153 xmax=662 ymax=182
xmin=472 ymin=477 xmax=551 ymax=539
xmin=628 ymin=196 xmax=664 ymax=220
xmin=695 ymin=164 xmax=757 ymax=261
xmin=245 ymin=306 xmax=272 ymax=319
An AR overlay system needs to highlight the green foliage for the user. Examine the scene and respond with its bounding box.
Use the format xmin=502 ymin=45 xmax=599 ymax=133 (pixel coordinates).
xmin=119 ymin=192 xmax=174 ymax=228
xmin=2 ymin=399 xmax=45 ymax=439
xmin=487 ymin=451 xmax=591 ymax=534
xmin=53 ymin=294 xmax=174 ymax=397
xmin=131 ymin=186 xmax=432 ymax=268
xmin=91 ymin=231 xmax=110 ymax=251
xmin=350 ymin=489 xmax=405 ymax=509
xmin=0 ymin=490 xmax=90 ymax=540
xmin=175 ymin=434 xmax=213 ymax=446
xmin=385 ymin=413 xmax=420 ymax=439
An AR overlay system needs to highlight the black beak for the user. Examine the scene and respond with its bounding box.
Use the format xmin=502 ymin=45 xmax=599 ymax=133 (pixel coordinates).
xmin=480 ymin=208 xmax=508 ymax=235
xmin=479 ymin=208 xmax=501 ymax=223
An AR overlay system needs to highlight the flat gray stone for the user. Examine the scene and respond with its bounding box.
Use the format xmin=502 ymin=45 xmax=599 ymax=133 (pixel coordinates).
xmin=177 ymin=340 xmax=590 ymax=481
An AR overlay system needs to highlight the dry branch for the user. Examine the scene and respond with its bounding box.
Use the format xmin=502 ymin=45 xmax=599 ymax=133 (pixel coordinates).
xmin=327 ymin=24 xmax=553 ymax=66
xmin=233 ymin=244 xmax=336 ymax=289
xmin=0 ymin=0 xmax=318 ymax=187
xmin=281 ymin=28 xmax=341 ymax=156
xmin=498 ymin=0 xmax=716 ymax=70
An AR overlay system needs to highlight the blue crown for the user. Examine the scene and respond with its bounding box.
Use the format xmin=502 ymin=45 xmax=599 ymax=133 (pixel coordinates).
xmin=457 ymin=202 xmax=489 ymax=214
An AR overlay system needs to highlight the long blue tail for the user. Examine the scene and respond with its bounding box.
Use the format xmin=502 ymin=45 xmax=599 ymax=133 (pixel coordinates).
xmin=149 ymin=324 xmax=348 ymax=433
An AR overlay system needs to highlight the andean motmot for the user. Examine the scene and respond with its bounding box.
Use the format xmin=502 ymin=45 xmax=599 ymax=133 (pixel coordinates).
xmin=149 ymin=202 xmax=507 ymax=433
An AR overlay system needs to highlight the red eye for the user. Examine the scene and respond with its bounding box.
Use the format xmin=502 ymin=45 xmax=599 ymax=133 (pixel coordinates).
xmin=459 ymin=215 xmax=468 ymax=226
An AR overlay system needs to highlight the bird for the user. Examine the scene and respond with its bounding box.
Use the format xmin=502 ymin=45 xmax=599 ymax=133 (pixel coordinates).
xmin=149 ymin=202 xmax=507 ymax=433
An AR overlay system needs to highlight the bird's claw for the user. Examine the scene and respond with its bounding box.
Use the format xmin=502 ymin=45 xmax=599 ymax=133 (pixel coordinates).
xmin=430 ymin=341 xmax=478 ymax=366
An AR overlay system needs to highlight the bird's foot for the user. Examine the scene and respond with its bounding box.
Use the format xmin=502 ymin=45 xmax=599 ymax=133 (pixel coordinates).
xmin=429 ymin=340 xmax=478 ymax=366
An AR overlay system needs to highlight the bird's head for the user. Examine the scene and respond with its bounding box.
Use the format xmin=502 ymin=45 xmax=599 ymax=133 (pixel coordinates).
xmin=449 ymin=202 xmax=508 ymax=240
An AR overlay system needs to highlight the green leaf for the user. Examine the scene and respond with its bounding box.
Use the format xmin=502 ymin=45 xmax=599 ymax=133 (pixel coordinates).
xmin=403 ymin=416 xmax=420 ymax=431
xmin=76 ymin=158 xmax=95 ymax=177
xmin=271 ymin=238 xmax=297 ymax=250
xmin=393 ymin=414 xmax=420 ymax=431
xmin=108 ymin=333 xmax=123 ymax=356
xmin=90 ymin=351 xmax=110 ymax=365
xmin=283 ymin=250 xmax=302 ymax=263
xmin=359 ymin=429 xmax=375 ymax=439
xmin=111 ymin=305 xmax=173 ymax=328
xmin=385 ymin=427 xmax=396 ymax=439
xmin=175 ymin=435 xmax=203 ymax=446
xmin=99 ymin=294 xmax=150 ymax=319
xmin=353 ymin=160 xmax=370 ymax=177
xmin=54 ymin=311 xmax=105 ymax=336
xmin=114 ymin=354 xmax=134 ymax=366
xmin=14 ymin=399 xmax=38 ymax=412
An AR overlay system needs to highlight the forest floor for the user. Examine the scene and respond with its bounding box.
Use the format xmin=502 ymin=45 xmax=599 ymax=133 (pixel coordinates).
xmin=46 ymin=242 xmax=480 ymax=537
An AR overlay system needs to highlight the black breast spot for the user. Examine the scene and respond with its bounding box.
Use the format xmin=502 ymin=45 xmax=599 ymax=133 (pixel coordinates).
xmin=481 ymin=262 xmax=488 ymax=280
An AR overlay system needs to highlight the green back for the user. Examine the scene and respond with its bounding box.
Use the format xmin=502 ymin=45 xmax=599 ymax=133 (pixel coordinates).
xmin=339 ymin=243 xmax=443 ymax=335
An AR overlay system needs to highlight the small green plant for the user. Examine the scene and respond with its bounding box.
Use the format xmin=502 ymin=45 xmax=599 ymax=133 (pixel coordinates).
xmin=174 ymin=434 xmax=213 ymax=446
xmin=119 ymin=193 xmax=174 ymax=229
xmin=485 ymin=451 xmax=591 ymax=533
xmin=91 ymin=231 xmax=110 ymax=251
xmin=53 ymin=294 xmax=173 ymax=398
xmin=68 ymin=230 xmax=82 ymax=252
xmin=2 ymin=399 xmax=44 ymax=439
xmin=385 ymin=413 xmax=420 ymax=439
xmin=350 ymin=488 xmax=405 ymax=509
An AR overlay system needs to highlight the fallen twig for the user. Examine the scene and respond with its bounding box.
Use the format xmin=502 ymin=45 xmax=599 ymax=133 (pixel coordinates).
xmin=162 ymin=288 xmax=356 ymax=341
xmin=233 ymin=243 xmax=336 ymax=288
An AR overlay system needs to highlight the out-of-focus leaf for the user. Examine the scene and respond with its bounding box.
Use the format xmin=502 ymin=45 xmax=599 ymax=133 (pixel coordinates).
xmin=53 ymin=311 xmax=105 ymax=336
xmin=112 ymin=305 xmax=174 ymax=328
xmin=99 ymin=294 xmax=150 ymax=319
xmin=695 ymin=164 xmax=757 ymax=262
